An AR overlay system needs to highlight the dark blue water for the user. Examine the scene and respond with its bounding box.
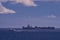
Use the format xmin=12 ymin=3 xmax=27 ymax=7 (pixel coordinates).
xmin=0 ymin=31 xmax=60 ymax=40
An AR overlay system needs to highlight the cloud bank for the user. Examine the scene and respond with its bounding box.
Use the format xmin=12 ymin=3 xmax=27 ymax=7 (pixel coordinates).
xmin=14 ymin=0 xmax=37 ymax=6
xmin=0 ymin=0 xmax=37 ymax=14
xmin=0 ymin=3 xmax=16 ymax=14
xmin=0 ymin=0 xmax=37 ymax=6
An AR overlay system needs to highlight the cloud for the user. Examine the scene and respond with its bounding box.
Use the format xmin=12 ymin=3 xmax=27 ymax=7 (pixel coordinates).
xmin=11 ymin=0 xmax=37 ymax=7
xmin=0 ymin=0 xmax=37 ymax=14
xmin=0 ymin=3 xmax=16 ymax=14
xmin=48 ymin=14 xmax=56 ymax=18
xmin=0 ymin=0 xmax=37 ymax=7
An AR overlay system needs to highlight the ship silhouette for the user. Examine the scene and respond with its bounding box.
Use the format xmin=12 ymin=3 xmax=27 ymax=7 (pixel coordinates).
xmin=22 ymin=24 xmax=55 ymax=30
xmin=9 ymin=24 xmax=55 ymax=32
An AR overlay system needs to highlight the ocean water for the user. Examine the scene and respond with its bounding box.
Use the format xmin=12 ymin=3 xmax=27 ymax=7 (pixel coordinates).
xmin=0 ymin=30 xmax=60 ymax=40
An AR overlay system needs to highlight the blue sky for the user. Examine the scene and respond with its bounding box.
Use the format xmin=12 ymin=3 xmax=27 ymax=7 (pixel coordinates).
xmin=0 ymin=0 xmax=60 ymax=28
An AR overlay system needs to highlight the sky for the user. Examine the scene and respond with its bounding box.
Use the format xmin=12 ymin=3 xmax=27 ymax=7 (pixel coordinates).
xmin=0 ymin=0 xmax=60 ymax=28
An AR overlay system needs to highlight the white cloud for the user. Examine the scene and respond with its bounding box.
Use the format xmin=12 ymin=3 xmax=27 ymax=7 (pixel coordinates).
xmin=0 ymin=3 xmax=16 ymax=14
xmin=48 ymin=14 xmax=56 ymax=18
xmin=11 ymin=0 xmax=37 ymax=7
xmin=0 ymin=0 xmax=37 ymax=14
xmin=0 ymin=0 xmax=37 ymax=7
